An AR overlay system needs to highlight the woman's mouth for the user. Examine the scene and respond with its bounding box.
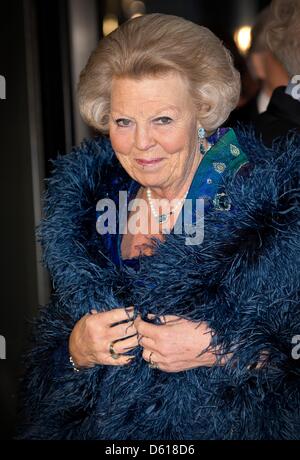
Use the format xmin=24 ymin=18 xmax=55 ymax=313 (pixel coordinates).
xmin=135 ymin=158 xmax=164 ymax=167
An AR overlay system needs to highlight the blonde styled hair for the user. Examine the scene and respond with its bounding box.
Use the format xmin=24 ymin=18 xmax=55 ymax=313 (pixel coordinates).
xmin=266 ymin=0 xmax=300 ymax=76
xmin=78 ymin=13 xmax=240 ymax=133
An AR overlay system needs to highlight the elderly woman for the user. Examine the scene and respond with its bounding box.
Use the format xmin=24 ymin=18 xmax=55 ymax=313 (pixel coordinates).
xmin=18 ymin=14 xmax=299 ymax=440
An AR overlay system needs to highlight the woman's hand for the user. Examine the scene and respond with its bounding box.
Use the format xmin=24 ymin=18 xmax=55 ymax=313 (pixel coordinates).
xmin=135 ymin=314 xmax=226 ymax=372
xmin=69 ymin=307 xmax=138 ymax=368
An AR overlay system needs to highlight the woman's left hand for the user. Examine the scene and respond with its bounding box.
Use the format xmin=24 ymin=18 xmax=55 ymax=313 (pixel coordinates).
xmin=134 ymin=314 xmax=225 ymax=372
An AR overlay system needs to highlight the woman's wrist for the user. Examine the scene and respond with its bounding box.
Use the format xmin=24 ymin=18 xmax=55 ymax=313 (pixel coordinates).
xmin=69 ymin=354 xmax=81 ymax=372
xmin=68 ymin=330 xmax=85 ymax=371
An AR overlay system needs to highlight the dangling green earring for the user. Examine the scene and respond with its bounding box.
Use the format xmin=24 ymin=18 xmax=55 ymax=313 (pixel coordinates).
xmin=198 ymin=127 xmax=207 ymax=155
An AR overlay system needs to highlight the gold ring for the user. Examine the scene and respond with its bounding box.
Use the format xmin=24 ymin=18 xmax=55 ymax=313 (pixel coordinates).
xmin=148 ymin=351 xmax=159 ymax=369
xmin=109 ymin=341 xmax=120 ymax=360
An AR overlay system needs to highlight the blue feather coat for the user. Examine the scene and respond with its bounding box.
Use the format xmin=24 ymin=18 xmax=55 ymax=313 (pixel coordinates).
xmin=17 ymin=128 xmax=300 ymax=440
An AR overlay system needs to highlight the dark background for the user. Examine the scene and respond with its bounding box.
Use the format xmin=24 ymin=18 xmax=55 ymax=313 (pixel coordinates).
xmin=0 ymin=0 xmax=270 ymax=440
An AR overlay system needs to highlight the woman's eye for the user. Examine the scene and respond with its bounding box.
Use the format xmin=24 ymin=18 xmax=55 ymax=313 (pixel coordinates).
xmin=154 ymin=117 xmax=173 ymax=125
xmin=115 ymin=119 xmax=132 ymax=127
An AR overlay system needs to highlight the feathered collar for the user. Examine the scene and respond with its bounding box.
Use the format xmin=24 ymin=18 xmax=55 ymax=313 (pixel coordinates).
xmin=38 ymin=127 xmax=299 ymax=328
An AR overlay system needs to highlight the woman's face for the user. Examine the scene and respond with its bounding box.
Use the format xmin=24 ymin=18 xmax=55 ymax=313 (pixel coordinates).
xmin=109 ymin=73 xmax=199 ymax=193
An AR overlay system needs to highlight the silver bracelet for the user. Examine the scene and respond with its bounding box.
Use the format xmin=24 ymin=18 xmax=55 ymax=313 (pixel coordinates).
xmin=69 ymin=354 xmax=81 ymax=372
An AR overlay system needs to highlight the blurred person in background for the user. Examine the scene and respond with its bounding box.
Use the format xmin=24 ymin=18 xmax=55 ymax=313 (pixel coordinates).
xmin=255 ymin=0 xmax=300 ymax=145
xmin=230 ymin=6 xmax=289 ymax=126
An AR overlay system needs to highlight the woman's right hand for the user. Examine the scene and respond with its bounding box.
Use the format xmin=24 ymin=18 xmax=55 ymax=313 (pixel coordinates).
xmin=69 ymin=307 xmax=138 ymax=368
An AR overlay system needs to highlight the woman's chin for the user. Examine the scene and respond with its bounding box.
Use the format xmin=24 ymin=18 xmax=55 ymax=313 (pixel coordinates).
xmin=133 ymin=170 xmax=168 ymax=187
xmin=135 ymin=174 xmax=167 ymax=188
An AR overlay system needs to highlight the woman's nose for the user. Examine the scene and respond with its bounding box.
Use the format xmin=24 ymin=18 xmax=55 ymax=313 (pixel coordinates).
xmin=134 ymin=125 xmax=155 ymax=151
